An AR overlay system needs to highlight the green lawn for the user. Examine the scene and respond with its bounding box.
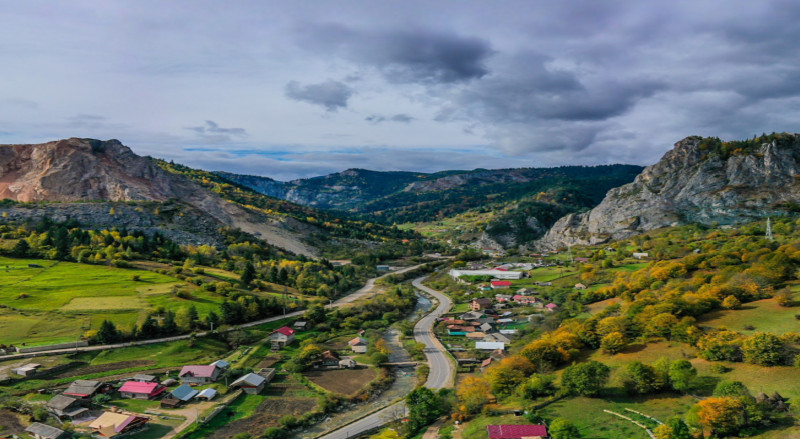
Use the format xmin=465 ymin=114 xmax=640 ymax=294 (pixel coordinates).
xmin=0 ymin=256 xmax=229 ymax=345
xmin=698 ymin=291 xmax=800 ymax=336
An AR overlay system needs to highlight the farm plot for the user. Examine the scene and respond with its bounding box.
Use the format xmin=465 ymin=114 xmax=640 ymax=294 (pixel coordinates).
xmin=304 ymin=367 xmax=378 ymax=395
xmin=210 ymin=397 xmax=318 ymax=438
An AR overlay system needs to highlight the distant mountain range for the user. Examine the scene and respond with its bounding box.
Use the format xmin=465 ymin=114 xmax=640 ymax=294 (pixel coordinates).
xmin=217 ymin=165 xmax=644 ymax=246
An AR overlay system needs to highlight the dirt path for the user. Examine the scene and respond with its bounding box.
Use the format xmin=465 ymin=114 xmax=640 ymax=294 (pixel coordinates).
xmin=421 ymin=419 xmax=445 ymax=439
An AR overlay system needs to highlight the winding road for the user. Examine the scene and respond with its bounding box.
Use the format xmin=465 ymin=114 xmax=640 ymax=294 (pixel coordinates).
xmin=317 ymin=275 xmax=454 ymax=439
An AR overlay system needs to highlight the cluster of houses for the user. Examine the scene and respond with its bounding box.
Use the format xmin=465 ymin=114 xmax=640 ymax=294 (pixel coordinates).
xmin=442 ymin=292 xmax=559 ymax=353
xmin=33 ymin=356 xmax=278 ymax=438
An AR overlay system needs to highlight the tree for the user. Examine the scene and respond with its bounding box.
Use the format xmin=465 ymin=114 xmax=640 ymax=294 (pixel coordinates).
xmin=695 ymin=397 xmax=746 ymax=437
xmin=600 ymin=331 xmax=627 ymax=354
xmin=519 ymin=374 xmax=556 ymax=398
xmin=549 ymin=418 xmax=581 ymax=439
xmin=405 ymin=387 xmax=442 ymax=434
xmin=722 ymin=295 xmax=741 ymax=310
xmin=666 ymin=360 xmax=696 ymax=392
xmin=240 ymin=261 xmax=256 ymax=287
xmin=456 ymin=376 xmax=491 ymax=413
xmin=742 ymin=332 xmax=784 ymax=366
xmin=485 ymin=357 xmax=535 ymax=396
xmin=713 ymin=380 xmax=751 ymax=398
xmin=624 ymin=361 xmax=658 ymax=395
xmin=560 ymin=361 xmax=610 ymax=397
xmin=263 ymin=428 xmax=287 ymax=439
xmin=10 ymin=239 xmax=30 ymax=257
xmin=775 ymin=288 xmax=792 ymax=307
xmin=653 ymin=417 xmax=692 ymax=439
xmin=97 ymin=320 xmax=121 ymax=344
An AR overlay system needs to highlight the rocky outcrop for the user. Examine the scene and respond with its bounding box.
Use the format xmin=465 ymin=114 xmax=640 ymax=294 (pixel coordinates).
xmin=537 ymin=135 xmax=800 ymax=249
xmin=0 ymin=138 xmax=318 ymax=256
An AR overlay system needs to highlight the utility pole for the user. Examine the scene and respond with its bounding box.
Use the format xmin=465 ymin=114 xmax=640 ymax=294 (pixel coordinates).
xmin=766 ymin=217 xmax=774 ymax=241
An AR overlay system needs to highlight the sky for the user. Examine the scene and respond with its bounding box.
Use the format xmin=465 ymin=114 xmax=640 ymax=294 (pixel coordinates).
xmin=2 ymin=1 xmax=799 ymax=181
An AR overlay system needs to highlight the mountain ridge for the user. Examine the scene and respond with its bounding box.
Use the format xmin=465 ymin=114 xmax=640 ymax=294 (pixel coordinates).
xmin=537 ymin=133 xmax=800 ymax=249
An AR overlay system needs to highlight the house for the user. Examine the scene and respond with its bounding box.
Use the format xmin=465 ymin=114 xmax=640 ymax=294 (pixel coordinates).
xmin=633 ymin=252 xmax=649 ymax=259
xmin=479 ymin=284 xmax=492 ymax=291
xmin=89 ymin=412 xmax=149 ymax=437
xmin=487 ymin=424 xmax=548 ymax=439
xmin=130 ymin=374 xmax=157 ymax=383
xmin=513 ymin=295 xmax=535 ymax=305
xmin=471 ymin=298 xmax=493 ymax=311
xmin=349 ymin=336 xmax=368 ymax=354
xmin=171 ymin=384 xmax=199 ymax=402
xmin=46 ymin=394 xmax=88 ymax=420
xmin=480 ymin=357 xmax=493 ymax=370
xmin=376 ymin=265 xmax=391 ymax=271
xmin=179 ymin=365 xmax=221 ymax=384
xmin=490 ymin=349 xmax=506 ymax=360
xmin=449 ymin=269 xmax=523 ymax=280
xmin=119 ymin=381 xmax=166 ymax=400
xmin=460 ymin=311 xmax=485 ymax=321
xmin=293 ymin=321 xmax=308 ymax=331
xmin=197 ymin=388 xmax=217 ymax=401
xmin=484 ymin=333 xmax=511 ymax=344
xmin=63 ymin=380 xmax=106 ymax=399
xmin=466 ymin=332 xmax=488 ymax=340
xmin=161 ymin=378 xmax=177 ymax=387
xmin=269 ymin=327 xmax=296 ymax=348
xmin=574 ymin=283 xmax=587 ymax=290
xmin=476 ymin=316 xmax=496 ymax=325
xmin=475 ymin=342 xmax=505 ymax=351
xmin=257 ymin=368 xmax=277 ymax=383
xmin=25 ymin=423 xmax=67 ymax=439
xmin=516 ymin=288 xmax=531 ymax=295
xmin=479 ymin=323 xmax=493 ymax=332
xmin=495 ymin=294 xmax=512 ymax=302
xmin=490 ymin=281 xmax=512 ymax=289
xmin=339 ymin=358 xmax=357 ymax=369
xmin=573 ymin=257 xmax=590 ymax=263
xmin=448 ymin=325 xmax=476 ymax=335
xmin=318 ymin=350 xmax=341 ymax=367
xmin=534 ymin=281 xmax=552 ymax=287
xmin=545 ymin=303 xmax=559 ymax=312
xmin=231 ymin=372 xmax=267 ymax=394
xmin=209 ymin=359 xmax=230 ymax=370
xmin=496 ymin=318 xmax=514 ymax=325
xmin=12 ymin=363 xmax=41 ymax=376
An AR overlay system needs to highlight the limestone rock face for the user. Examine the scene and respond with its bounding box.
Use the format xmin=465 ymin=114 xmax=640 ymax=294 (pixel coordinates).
xmin=537 ymin=135 xmax=800 ymax=249
xmin=0 ymin=138 xmax=318 ymax=256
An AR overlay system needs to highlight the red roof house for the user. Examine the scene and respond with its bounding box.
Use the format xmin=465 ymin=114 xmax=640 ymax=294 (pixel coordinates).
xmin=545 ymin=303 xmax=558 ymax=311
xmin=268 ymin=327 xmax=296 ymax=347
xmin=178 ymin=365 xmax=221 ymax=384
xmin=490 ymin=281 xmax=512 ymax=289
xmin=487 ymin=425 xmax=548 ymax=439
xmin=118 ymin=381 xmax=166 ymax=400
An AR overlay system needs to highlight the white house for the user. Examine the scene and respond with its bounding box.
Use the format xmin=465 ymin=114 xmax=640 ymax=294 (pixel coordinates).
xmin=268 ymin=327 xmax=296 ymax=347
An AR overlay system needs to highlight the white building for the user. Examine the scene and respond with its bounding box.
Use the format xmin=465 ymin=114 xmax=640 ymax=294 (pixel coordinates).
xmin=449 ymin=269 xmax=523 ymax=280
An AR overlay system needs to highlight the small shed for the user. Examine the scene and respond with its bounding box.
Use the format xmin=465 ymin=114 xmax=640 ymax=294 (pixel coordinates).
xmin=130 ymin=374 xmax=157 ymax=383
xmin=12 ymin=363 xmax=41 ymax=377
xmin=574 ymin=283 xmax=587 ymax=290
xmin=475 ymin=342 xmax=505 ymax=351
xmin=293 ymin=321 xmax=308 ymax=331
xmin=25 ymin=423 xmax=67 ymax=439
xmin=46 ymin=394 xmax=88 ymax=420
xmin=231 ymin=373 xmax=267 ymax=395
xmin=197 ymin=388 xmax=217 ymax=401
xmin=171 ymin=384 xmax=199 ymax=402
xmin=339 ymin=358 xmax=357 ymax=369
xmin=209 ymin=360 xmax=230 ymax=370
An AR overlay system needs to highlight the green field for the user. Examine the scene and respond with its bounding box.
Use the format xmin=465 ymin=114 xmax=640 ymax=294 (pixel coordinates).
xmin=0 ymin=256 xmax=223 ymax=346
xmin=698 ymin=290 xmax=800 ymax=336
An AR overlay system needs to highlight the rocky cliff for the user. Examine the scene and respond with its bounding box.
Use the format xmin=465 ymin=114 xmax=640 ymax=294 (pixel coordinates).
xmin=0 ymin=138 xmax=318 ymax=256
xmin=537 ymin=134 xmax=800 ymax=249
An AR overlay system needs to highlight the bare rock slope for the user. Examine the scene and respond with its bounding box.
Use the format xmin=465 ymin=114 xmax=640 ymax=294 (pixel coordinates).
xmin=537 ymin=134 xmax=800 ymax=249
xmin=0 ymin=138 xmax=317 ymax=256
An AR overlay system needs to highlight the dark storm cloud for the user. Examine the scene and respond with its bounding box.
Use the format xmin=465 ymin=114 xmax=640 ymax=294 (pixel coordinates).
xmin=186 ymin=120 xmax=247 ymax=143
xmin=365 ymin=113 xmax=414 ymax=124
xmin=298 ymin=24 xmax=492 ymax=84
xmin=285 ymin=80 xmax=354 ymax=112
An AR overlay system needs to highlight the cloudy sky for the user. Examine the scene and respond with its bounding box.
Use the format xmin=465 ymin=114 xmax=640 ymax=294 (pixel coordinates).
xmin=2 ymin=1 xmax=799 ymax=180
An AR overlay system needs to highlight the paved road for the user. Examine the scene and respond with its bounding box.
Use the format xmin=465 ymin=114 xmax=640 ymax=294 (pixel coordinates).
xmin=412 ymin=276 xmax=454 ymax=389
xmin=0 ymin=264 xmax=425 ymax=362
xmin=317 ymin=276 xmax=454 ymax=439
